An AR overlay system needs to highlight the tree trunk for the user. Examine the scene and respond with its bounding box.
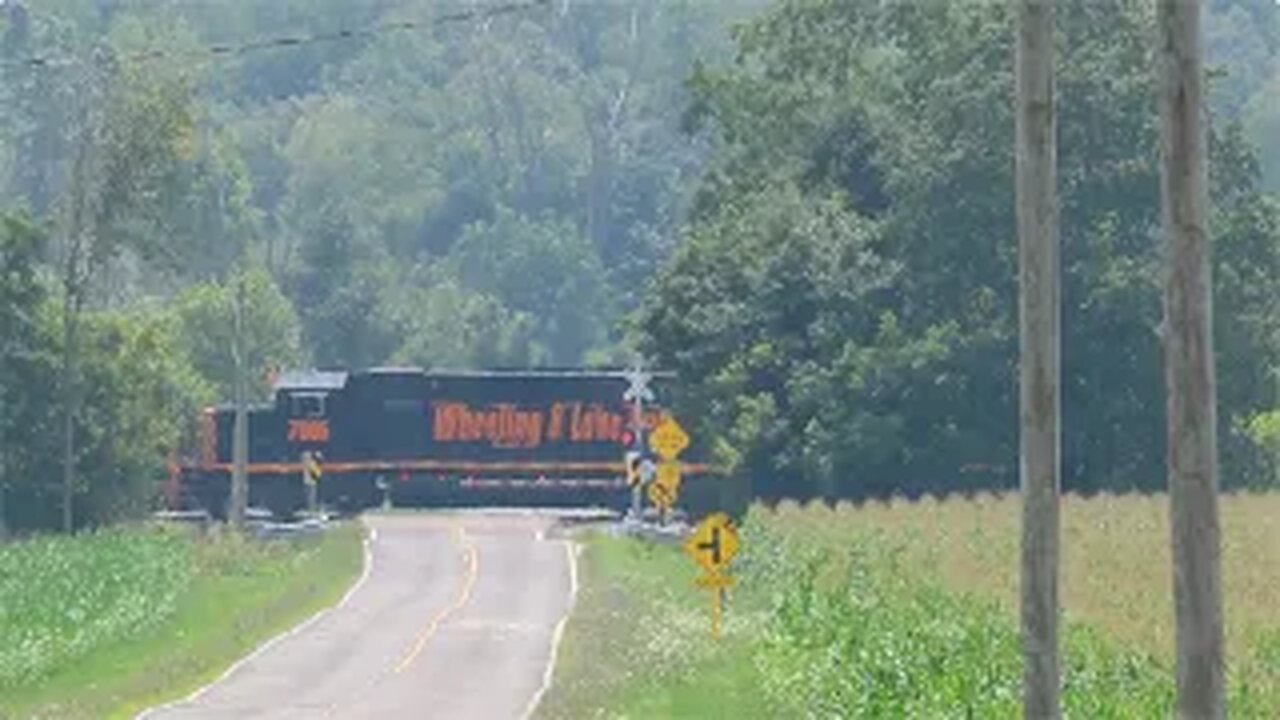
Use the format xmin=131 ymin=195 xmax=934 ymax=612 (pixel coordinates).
xmin=0 ymin=486 xmax=7 ymax=540
xmin=1157 ymin=2 xmax=1225 ymax=717
xmin=61 ymin=290 xmax=79 ymax=534
xmin=586 ymin=123 xmax=613 ymax=256
xmin=0 ymin=367 xmax=7 ymax=540
xmin=1015 ymin=1 xmax=1061 ymax=717
xmin=60 ymin=88 xmax=94 ymax=536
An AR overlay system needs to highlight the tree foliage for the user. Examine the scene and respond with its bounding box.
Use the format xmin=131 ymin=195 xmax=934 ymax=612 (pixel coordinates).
xmin=3 ymin=0 xmax=1280 ymax=528
xmin=0 ymin=213 xmax=49 ymax=536
xmin=0 ymin=213 xmax=213 ymax=532
xmin=171 ymin=267 xmax=305 ymax=403
xmin=638 ymin=0 xmax=1280 ymax=501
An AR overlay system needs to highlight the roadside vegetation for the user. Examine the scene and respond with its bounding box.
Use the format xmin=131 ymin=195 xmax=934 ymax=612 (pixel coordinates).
xmin=538 ymin=493 xmax=1280 ymax=718
xmin=0 ymin=522 xmax=363 ymax=719
xmin=7 ymin=0 xmax=1280 ymax=534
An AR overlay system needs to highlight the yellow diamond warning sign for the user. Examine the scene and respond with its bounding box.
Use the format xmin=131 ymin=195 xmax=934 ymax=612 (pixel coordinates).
xmin=648 ymin=414 xmax=690 ymax=460
xmin=683 ymin=512 xmax=740 ymax=575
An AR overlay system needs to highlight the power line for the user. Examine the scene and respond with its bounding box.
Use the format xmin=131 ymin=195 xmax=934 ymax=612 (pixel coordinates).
xmin=3 ymin=0 xmax=549 ymax=70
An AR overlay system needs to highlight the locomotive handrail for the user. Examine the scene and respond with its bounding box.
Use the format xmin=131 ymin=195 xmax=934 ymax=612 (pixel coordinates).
xmin=186 ymin=459 xmax=725 ymax=475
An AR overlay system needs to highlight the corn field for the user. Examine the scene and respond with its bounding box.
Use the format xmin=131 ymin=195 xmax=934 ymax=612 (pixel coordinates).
xmin=0 ymin=527 xmax=193 ymax=687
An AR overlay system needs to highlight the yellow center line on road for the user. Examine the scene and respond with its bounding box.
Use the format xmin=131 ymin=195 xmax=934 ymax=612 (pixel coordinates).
xmin=393 ymin=524 xmax=480 ymax=674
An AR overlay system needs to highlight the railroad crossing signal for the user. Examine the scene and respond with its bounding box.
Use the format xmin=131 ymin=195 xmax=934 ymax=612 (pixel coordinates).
xmin=683 ymin=512 xmax=740 ymax=575
xmin=622 ymin=363 xmax=653 ymax=522
xmin=648 ymin=476 xmax=675 ymax=510
xmin=649 ymin=414 xmax=689 ymax=461
xmin=649 ymin=461 xmax=682 ymax=510
xmin=622 ymin=366 xmax=654 ymax=404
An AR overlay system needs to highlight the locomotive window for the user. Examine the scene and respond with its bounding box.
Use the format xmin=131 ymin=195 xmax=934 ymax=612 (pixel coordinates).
xmin=382 ymin=399 xmax=422 ymax=413
xmin=290 ymin=393 xmax=326 ymax=418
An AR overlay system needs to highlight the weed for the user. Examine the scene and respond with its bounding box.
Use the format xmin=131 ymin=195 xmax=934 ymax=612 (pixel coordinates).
xmin=540 ymin=494 xmax=1280 ymax=718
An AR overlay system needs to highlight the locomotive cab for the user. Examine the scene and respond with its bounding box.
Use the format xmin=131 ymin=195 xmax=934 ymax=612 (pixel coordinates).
xmin=271 ymin=371 xmax=375 ymax=514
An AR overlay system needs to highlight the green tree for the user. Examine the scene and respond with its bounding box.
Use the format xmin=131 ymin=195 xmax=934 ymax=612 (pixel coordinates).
xmin=637 ymin=183 xmax=901 ymax=504
xmin=1243 ymin=75 xmax=1280 ymax=192
xmin=0 ymin=213 xmax=49 ymax=536
xmin=70 ymin=305 xmax=213 ymax=525
xmin=384 ymin=269 xmax=539 ymax=370
xmin=171 ymin=266 xmax=306 ymax=403
xmin=639 ymin=0 xmax=1280 ymax=501
xmin=54 ymin=42 xmax=195 ymax=531
xmin=0 ymin=256 xmax=213 ymax=532
xmin=449 ymin=208 xmax=609 ymax=364
xmin=266 ymin=0 xmax=752 ymax=368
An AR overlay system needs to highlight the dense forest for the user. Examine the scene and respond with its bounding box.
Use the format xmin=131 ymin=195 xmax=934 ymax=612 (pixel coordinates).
xmin=2 ymin=0 xmax=1280 ymax=530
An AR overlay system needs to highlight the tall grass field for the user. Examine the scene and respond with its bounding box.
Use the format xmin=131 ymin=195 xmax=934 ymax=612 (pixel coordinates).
xmin=538 ymin=492 xmax=1280 ymax=718
xmin=0 ymin=522 xmax=363 ymax=719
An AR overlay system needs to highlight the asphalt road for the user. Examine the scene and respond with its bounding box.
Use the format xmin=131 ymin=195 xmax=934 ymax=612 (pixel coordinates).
xmin=141 ymin=512 xmax=578 ymax=720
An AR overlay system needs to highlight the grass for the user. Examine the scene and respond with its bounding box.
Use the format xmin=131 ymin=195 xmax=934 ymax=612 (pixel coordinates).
xmin=535 ymin=534 xmax=785 ymax=720
xmin=537 ymin=492 xmax=1280 ymax=718
xmin=763 ymin=492 xmax=1280 ymax=667
xmin=0 ymin=521 xmax=364 ymax=720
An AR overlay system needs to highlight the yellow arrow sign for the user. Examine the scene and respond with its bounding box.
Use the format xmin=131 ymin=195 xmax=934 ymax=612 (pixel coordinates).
xmin=683 ymin=512 xmax=740 ymax=575
xmin=648 ymin=461 xmax=682 ymax=509
xmin=648 ymin=478 xmax=675 ymax=509
xmin=656 ymin=460 xmax=681 ymax=490
xmin=649 ymin=414 xmax=690 ymax=460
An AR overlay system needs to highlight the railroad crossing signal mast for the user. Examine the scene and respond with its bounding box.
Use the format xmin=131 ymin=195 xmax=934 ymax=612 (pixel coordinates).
xmin=622 ymin=363 xmax=654 ymax=521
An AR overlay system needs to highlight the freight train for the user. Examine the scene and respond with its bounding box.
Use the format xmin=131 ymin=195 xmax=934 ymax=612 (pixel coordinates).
xmin=170 ymin=367 xmax=712 ymax=518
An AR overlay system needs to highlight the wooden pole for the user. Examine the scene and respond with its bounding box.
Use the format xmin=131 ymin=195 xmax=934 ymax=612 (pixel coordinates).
xmin=1156 ymin=2 xmax=1225 ymax=717
xmin=229 ymin=272 xmax=248 ymax=529
xmin=1015 ymin=1 xmax=1060 ymax=717
xmin=710 ymin=587 xmax=721 ymax=639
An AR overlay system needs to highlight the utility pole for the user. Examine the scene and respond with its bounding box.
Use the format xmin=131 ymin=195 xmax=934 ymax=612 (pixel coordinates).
xmin=229 ymin=271 xmax=248 ymax=530
xmin=630 ymin=391 xmax=644 ymax=521
xmin=0 ymin=356 xmax=7 ymax=541
xmin=1157 ymin=1 xmax=1225 ymax=717
xmin=1015 ymin=1 xmax=1061 ymax=717
xmin=0 ymin=328 xmax=8 ymax=540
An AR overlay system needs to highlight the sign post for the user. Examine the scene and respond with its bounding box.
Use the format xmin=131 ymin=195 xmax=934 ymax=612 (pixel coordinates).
xmin=376 ymin=474 xmax=390 ymax=510
xmin=302 ymin=451 xmax=322 ymax=517
xmin=683 ymin=512 xmax=741 ymax=639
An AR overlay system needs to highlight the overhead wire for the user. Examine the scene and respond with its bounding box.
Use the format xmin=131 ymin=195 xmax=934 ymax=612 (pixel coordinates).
xmin=2 ymin=0 xmax=549 ymax=70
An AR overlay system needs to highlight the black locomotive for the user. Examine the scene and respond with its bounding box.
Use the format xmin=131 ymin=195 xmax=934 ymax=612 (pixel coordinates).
xmin=172 ymin=367 xmax=709 ymax=517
